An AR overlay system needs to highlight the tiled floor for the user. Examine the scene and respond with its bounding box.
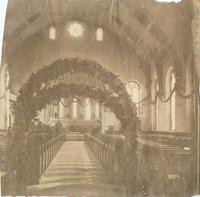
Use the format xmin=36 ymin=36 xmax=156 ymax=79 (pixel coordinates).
xmin=26 ymin=141 xmax=125 ymax=197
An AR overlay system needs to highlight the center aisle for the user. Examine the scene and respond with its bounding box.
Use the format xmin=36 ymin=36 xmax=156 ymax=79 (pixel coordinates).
xmin=27 ymin=141 xmax=125 ymax=197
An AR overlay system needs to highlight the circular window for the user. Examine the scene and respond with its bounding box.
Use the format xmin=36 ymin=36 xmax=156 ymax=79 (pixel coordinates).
xmin=67 ymin=22 xmax=84 ymax=37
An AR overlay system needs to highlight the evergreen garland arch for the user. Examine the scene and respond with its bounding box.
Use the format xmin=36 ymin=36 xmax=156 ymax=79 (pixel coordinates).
xmin=11 ymin=58 xmax=140 ymax=191
xmin=14 ymin=58 xmax=139 ymax=133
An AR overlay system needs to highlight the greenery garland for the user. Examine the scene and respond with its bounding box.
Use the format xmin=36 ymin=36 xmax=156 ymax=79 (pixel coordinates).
xmin=15 ymin=58 xmax=139 ymax=132
xmin=19 ymin=58 xmax=126 ymax=97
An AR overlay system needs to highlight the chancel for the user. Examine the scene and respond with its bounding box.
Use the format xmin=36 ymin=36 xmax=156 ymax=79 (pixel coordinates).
xmin=0 ymin=0 xmax=200 ymax=196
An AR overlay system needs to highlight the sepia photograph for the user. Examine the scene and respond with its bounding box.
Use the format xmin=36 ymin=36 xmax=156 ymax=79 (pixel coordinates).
xmin=0 ymin=0 xmax=200 ymax=196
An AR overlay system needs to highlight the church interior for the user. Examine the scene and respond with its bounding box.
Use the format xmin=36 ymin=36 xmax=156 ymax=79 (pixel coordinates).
xmin=0 ymin=0 xmax=200 ymax=196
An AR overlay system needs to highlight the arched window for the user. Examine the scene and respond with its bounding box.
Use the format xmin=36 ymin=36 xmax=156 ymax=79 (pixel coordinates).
xmin=170 ymin=72 xmax=176 ymax=130
xmin=126 ymin=81 xmax=140 ymax=116
xmin=49 ymin=26 xmax=56 ymax=40
xmin=72 ymin=98 xmax=78 ymax=119
xmin=96 ymin=27 xmax=103 ymax=41
xmin=0 ymin=65 xmax=10 ymax=129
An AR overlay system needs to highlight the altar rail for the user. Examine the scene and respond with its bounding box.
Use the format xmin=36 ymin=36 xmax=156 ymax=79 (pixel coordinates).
xmin=39 ymin=133 xmax=65 ymax=176
xmin=49 ymin=118 xmax=100 ymax=133
xmin=85 ymin=134 xmax=124 ymax=183
xmin=27 ymin=132 xmax=65 ymax=185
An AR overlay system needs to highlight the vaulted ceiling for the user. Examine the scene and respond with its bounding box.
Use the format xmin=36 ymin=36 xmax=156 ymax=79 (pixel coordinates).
xmin=3 ymin=0 xmax=193 ymax=66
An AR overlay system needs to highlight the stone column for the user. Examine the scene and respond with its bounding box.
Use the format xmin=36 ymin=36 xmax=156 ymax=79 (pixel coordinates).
xmin=84 ymin=98 xmax=91 ymax=120
xmin=59 ymin=98 xmax=64 ymax=118
xmin=95 ymin=102 xmax=100 ymax=120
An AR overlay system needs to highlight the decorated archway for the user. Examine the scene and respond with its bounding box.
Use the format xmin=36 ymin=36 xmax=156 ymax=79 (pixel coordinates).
xmin=14 ymin=58 xmax=139 ymax=133
xmin=9 ymin=58 xmax=140 ymax=193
